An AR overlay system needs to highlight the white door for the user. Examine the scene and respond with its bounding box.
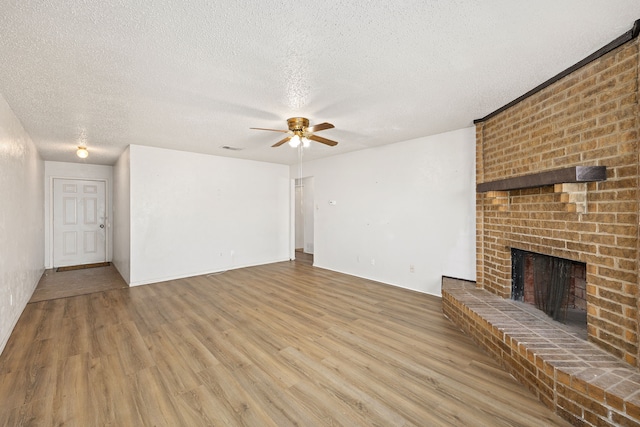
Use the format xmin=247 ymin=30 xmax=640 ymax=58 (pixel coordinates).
xmin=53 ymin=179 xmax=107 ymax=267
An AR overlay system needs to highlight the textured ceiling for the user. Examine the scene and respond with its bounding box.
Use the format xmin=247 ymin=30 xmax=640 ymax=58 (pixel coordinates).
xmin=1 ymin=1 xmax=639 ymax=165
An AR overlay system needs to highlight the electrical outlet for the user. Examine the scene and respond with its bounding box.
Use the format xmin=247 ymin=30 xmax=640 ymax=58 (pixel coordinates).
xmin=409 ymin=264 xmax=415 ymax=273
xmin=371 ymin=258 xmax=375 ymax=266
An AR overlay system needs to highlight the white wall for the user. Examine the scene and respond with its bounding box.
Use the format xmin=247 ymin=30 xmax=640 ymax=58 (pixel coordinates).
xmin=0 ymin=94 xmax=44 ymax=354
xmin=129 ymin=145 xmax=290 ymax=286
xmin=112 ymin=147 xmax=131 ymax=283
xmin=44 ymin=161 xmax=114 ymax=268
xmin=297 ymin=127 xmax=476 ymax=296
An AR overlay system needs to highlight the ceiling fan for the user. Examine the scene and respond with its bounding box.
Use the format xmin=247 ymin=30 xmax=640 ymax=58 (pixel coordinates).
xmin=251 ymin=117 xmax=338 ymax=148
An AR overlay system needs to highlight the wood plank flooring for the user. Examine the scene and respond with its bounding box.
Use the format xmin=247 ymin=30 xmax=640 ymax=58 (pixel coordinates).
xmin=1 ymin=260 xmax=570 ymax=426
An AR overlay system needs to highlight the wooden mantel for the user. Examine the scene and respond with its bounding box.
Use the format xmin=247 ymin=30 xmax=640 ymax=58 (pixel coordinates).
xmin=476 ymin=166 xmax=606 ymax=193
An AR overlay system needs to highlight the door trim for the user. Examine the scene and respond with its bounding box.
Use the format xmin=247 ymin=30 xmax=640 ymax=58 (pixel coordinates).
xmin=290 ymin=178 xmax=295 ymax=260
xmin=49 ymin=177 xmax=110 ymax=268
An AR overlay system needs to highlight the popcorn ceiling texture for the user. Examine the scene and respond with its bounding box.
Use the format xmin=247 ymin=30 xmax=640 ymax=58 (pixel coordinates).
xmin=0 ymin=1 xmax=639 ymax=165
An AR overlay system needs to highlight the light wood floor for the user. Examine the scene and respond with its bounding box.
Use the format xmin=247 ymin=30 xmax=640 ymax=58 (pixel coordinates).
xmin=1 ymin=260 xmax=570 ymax=426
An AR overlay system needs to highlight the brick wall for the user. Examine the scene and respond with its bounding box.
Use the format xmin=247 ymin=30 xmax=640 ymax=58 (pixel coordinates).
xmin=476 ymin=38 xmax=640 ymax=367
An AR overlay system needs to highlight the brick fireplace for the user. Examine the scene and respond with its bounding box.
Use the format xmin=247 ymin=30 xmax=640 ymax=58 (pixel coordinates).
xmin=474 ymin=30 xmax=639 ymax=369
xmin=443 ymin=20 xmax=640 ymax=426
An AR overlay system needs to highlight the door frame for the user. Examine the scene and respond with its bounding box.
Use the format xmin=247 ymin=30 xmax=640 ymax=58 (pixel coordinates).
xmin=49 ymin=176 xmax=110 ymax=268
xmin=289 ymin=178 xmax=295 ymax=260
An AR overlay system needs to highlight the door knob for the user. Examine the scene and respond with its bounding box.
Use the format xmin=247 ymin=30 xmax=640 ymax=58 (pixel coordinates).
xmin=100 ymin=224 xmax=105 ymax=228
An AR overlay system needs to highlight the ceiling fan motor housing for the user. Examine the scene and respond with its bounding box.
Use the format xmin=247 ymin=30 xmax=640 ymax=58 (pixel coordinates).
xmin=287 ymin=117 xmax=309 ymax=132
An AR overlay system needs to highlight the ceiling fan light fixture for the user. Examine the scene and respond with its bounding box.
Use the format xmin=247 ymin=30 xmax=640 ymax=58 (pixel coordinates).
xmin=76 ymin=146 xmax=89 ymax=158
xmin=251 ymin=117 xmax=338 ymax=148
xmin=289 ymin=134 xmax=301 ymax=148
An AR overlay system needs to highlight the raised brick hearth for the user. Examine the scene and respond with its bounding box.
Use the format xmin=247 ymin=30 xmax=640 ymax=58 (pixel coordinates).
xmin=442 ymin=277 xmax=640 ymax=426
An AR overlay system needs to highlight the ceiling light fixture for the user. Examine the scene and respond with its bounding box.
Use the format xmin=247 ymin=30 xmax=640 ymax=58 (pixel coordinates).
xmin=76 ymin=146 xmax=89 ymax=158
xmin=288 ymin=133 xmax=311 ymax=148
xmin=288 ymin=134 xmax=301 ymax=148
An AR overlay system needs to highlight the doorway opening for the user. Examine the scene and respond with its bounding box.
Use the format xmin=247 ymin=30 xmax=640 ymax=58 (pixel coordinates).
xmin=295 ymin=176 xmax=314 ymax=263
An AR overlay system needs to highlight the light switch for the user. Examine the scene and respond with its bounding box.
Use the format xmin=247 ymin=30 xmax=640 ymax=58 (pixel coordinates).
xmin=329 ymin=200 xmax=337 ymax=205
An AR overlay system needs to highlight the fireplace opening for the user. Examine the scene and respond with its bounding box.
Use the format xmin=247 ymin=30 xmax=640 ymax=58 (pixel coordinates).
xmin=511 ymin=249 xmax=587 ymax=338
